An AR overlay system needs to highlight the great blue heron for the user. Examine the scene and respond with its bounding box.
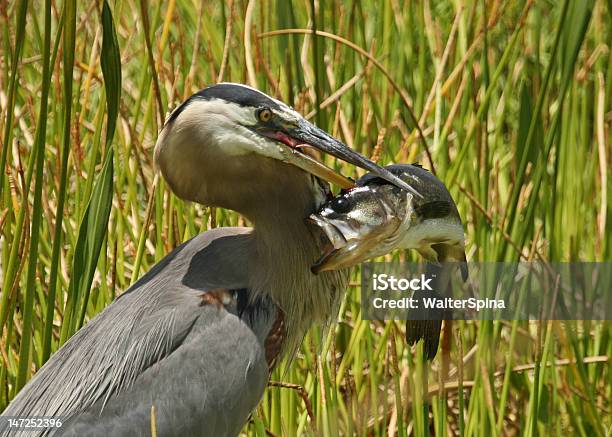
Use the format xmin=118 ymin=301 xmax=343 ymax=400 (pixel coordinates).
xmin=1 ymin=83 xmax=420 ymax=436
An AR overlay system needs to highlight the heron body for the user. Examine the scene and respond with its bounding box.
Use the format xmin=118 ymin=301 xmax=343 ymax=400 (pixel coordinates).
xmin=2 ymin=84 xmax=414 ymax=436
xmin=4 ymin=226 xmax=340 ymax=436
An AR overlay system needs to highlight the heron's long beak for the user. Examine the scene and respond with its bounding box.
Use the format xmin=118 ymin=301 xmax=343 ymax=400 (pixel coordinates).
xmin=279 ymin=148 xmax=357 ymax=189
xmin=287 ymin=119 xmax=423 ymax=198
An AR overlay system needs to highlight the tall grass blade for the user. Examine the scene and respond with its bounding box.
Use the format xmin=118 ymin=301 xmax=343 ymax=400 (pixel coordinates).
xmin=0 ymin=0 xmax=28 ymax=196
xmin=43 ymin=0 xmax=77 ymax=357
xmin=14 ymin=0 xmax=52 ymax=392
xmin=60 ymin=0 xmax=121 ymax=338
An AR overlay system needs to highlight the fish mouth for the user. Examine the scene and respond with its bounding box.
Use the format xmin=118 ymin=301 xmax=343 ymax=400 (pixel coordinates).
xmin=306 ymin=216 xmax=345 ymax=273
xmin=311 ymin=244 xmax=365 ymax=274
xmin=306 ymin=216 xmax=381 ymax=274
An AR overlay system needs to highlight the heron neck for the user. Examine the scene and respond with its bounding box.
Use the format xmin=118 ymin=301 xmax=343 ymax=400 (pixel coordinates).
xmin=247 ymin=184 xmax=348 ymax=350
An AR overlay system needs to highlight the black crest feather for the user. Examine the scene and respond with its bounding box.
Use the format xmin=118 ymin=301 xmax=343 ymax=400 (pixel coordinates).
xmin=167 ymin=83 xmax=281 ymax=125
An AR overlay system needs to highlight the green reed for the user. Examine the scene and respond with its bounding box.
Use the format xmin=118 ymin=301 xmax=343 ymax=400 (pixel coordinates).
xmin=0 ymin=0 xmax=609 ymax=435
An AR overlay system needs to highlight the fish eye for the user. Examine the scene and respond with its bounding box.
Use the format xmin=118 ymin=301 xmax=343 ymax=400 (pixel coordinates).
xmin=258 ymin=108 xmax=272 ymax=122
xmin=330 ymin=196 xmax=353 ymax=213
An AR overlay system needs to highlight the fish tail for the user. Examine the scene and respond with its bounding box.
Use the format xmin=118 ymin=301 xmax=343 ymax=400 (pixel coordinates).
xmin=405 ymin=319 xmax=442 ymax=360
xmin=405 ymin=262 xmax=449 ymax=360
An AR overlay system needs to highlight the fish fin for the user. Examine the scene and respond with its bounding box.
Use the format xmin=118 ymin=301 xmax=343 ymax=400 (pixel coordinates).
xmin=434 ymin=243 xmax=469 ymax=282
xmin=451 ymin=248 xmax=469 ymax=282
xmin=460 ymin=261 xmax=468 ymax=281
xmin=415 ymin=200 xmax=452 ymax=220
xmin=417 ymin=246 xmax=440 ymax=263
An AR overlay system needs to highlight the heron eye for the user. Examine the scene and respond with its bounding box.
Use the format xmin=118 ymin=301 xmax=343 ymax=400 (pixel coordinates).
xmin=258 ymin=108 xmax=272 ymax=122
xmin=331 ymin=196 xmax=353 ymax=213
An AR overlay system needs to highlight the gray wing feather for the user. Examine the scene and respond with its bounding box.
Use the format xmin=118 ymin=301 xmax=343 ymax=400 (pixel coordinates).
xmin=2 ymin=227 xmax=274 ymax=437
xmin=60 ymin=303 xmax=272 ymax=437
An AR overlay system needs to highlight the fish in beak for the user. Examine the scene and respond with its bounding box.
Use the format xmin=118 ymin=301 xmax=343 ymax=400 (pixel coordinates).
xmin=308 ymin=163 xmax=468 ymax=360
xmin=307 ymin=164 xmax=467 ymax=277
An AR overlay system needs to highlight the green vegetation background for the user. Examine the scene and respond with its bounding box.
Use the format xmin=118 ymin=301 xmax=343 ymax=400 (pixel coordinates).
xmin=0 ymin=0 xmax=609 ymax=435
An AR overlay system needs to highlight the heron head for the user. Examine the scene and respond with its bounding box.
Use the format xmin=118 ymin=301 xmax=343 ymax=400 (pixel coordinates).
xmin=154 ymin=83 xmax=420 ymax=213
